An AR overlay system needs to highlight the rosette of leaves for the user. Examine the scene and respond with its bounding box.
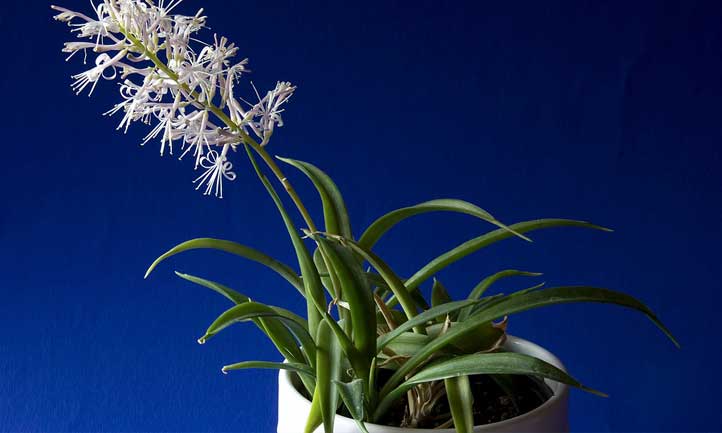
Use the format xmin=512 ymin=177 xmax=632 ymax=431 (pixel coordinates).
xmin=146 ymin=150 xmax=678 ymax=433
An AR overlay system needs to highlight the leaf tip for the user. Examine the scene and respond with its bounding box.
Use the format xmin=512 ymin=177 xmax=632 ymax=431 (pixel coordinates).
xmin=197 ymin=335 xmax=208 ymax=345
xmin=572 ymin=382 xmax=607 ymax=398
xmin=584 ymin=221 xmax=614 ymax=232
xmin=588 ymin=387 xmax=609 ymax=398
xmin=649 ymin=316 xmax=680 ymax=349
xmin=144 ymin=260 xmax=161 ymax=279
xmin=221 ymin=367 xmax=229 ymax=375
xmin=506 ymin=225 xmax=533 ymax=242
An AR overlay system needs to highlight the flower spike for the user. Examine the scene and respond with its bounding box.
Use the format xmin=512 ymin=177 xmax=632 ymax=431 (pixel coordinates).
xmin=53 ymin=0 xmax=295 ymax=197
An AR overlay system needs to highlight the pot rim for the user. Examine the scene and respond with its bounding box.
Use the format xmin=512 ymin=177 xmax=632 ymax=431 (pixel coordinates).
xmin=279 ymin=335 xmax=569 ymax=432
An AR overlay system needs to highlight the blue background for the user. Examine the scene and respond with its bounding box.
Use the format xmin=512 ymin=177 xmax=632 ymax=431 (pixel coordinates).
xmin=1 ymin=0 xmax=720 ymax=431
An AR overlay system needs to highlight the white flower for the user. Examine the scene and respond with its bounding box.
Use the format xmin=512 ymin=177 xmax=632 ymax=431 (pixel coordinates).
xmin=193 ymin=144 xmax=237 ymax=198
xmin=249 ymin=81 xmax=296 ymax=143
xmin=53 ymin=0 xmax=295 ymax=197
xmin=51 ymin=5 xmax=89 ymax=23
xmin=177 ymin=109 xmax=212 ymax=167
xmin=70 ymin=50 xmax=126 ymax=95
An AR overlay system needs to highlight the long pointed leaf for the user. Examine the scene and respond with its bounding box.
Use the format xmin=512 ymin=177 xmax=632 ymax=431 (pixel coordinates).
xmin=174 ymin=271 xmax=250 ymax=304
xmin=374 ymin=352 xmax=605 ymax=421
xmin=315 ymin=238 xmax=376 ymax=374
xmin=445 ymin=376 xmax=474 ymax=433
xmin=376 ymin=300 xmax=478 ymax=352
xmin=313 ymin=247 xmax=337 ymax=296
xmin=316 ymin=319 xmax=342 ymax=433
xmin=359 ymin=198 xmax=530 ymax=249
xmin=431 ymin=278 xmax=453 ymax=308
xmin=198 ymin=302 xmax=317 ymax=367
xmin=221 ymin=360 xmax=314 ymax=377
xmin=305 ymin=383 xmax=324 ymax=433
xmin=473 ymin=286 xmax=679 ymax=347
xmin=145 ymin=238 xmax=304 ymax=296
xmin=174 ymin=272 xmax=307 ymax=327
xmin=404 ymin=219 xmax=611 ymax=292
xmin=314 ymin=246 xmax=353 ymax=335
xmin=174 ymin=272 xmax=309 ymax=370
xmin=222 ymin=360 xmax=316 ymax=399
xmin=278 ymin=156 xmax=353 ymax=239
xmin=468 ymin=269 xmax=542 ymax=300
xmin=380 ymin=285 xmax=677 ymax=398
xmin=457 ymin=269 xmax=542 ymax=321
xmin=342 ymin=239 xmax=419 ymax=323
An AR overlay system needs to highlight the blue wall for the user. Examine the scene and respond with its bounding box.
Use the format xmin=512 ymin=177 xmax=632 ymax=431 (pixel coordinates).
xmin=1 ymin=0 xmax=720 ymax=431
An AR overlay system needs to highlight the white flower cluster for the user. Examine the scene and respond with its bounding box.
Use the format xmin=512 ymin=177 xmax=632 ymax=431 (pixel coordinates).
xmin=52 ymin=0 xmax=296 ymax=197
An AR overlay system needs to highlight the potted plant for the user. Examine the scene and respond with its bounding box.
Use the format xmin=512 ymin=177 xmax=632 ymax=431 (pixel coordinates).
xmin=52 ymin=1 xmax=679 ymax=432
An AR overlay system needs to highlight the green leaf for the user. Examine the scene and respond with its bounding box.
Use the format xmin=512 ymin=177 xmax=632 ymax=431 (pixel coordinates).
xmin=409 ymin=353 xmax=604 ymax=393
xmin=358 ymin=198 xmax=530 ymax=249
xmin=383 ymin=280 xmax=430 ymax=311
xmin=198 ymin=302 xmax=316 ymax=367
xmin=444 ymin=376 xmax=474 ymax=433
xmin=341 ymin=239 xmax=419 ymax=324
xmin=380 ymin=285 xmax=677 ymax=399
xmin=313 ymin=247 xmax=336 ymax=296
xmin=316 ymin=319 xmax=342 ymax=433
xmin=379 ymin=322 xmax=503 ymax=366
xmin=472 ymin=285 xmax=679 ymax=347
xmin=467 ymin=283 xmax=546 ymax=316
xmin=376 ymin=300 xmax=478 ymax=352
xmin=468 ymin=269 xmax=543 ymax=300
xmin=410 ymin=289 xmax=431 ymax=311
xmin=278 ymin=156 xmax=353 ymax=238
xmin=174 ymin=271 xmax=251 ymax=305
xmin=334 ymin=379 xmax=370 ymax=433
xmin=174 ymin=272 xmax=308 ymax=327
xmin=221 ymin=360 xmax=314 ymax=377
xmin=427 ymin=320 xmax=506 ymax=354
xmin=314 ymin=238 xmax=376 ymax=371
xmin=305 ymin=384 xmax=324 ymax=433
xmin=381 ymin=332 xmax=431 ymax=360
xmin=457 ymin=269 xmax=542 ymax=321
xmin=314 ymin=246 xmax=356 ymax=336
xmin=144 ymin=238 xmax=305 ymax=296
xmin=364 ymin=272 xmax=388 ymax=292
xmin=380 ymin=320 xmax=503 ymax=368
xmin=221 ymin=360 xmax=317 ymax=399
xmin=174 ymin=272 xmax=309 ymax=370
xmin=431 ymin=279 xmax=453 ymax=321
xmin=404 ymin=219 xmax=611 ymax=292
xmin=321 ymin=316 xmax=357 ymax=363
xmin=374 ymin=352 xmax=605 ymax=421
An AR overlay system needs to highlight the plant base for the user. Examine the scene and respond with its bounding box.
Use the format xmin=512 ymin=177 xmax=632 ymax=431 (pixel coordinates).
xmin=277 ymin=336 xmax=570 ymax=433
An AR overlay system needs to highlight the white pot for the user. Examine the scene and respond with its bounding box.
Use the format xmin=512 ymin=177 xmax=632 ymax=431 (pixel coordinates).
xmin=277 ymin=336 xmax=569 ymax=433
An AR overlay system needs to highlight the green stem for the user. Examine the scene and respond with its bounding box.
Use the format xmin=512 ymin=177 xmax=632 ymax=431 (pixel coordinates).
xmin=118 ymin=26 xmax=317 ymax=232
